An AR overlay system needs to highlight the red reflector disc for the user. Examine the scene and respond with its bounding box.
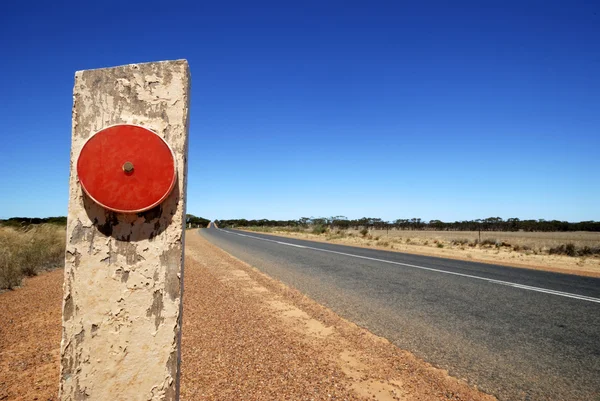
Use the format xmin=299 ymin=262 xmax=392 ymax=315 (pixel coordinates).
xmin=77 ymin=124 xmax=176 ymax=213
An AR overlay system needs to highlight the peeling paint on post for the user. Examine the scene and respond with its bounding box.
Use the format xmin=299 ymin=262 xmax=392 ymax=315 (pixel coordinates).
xmin=60 ymin=60 xmax=190 ymax=401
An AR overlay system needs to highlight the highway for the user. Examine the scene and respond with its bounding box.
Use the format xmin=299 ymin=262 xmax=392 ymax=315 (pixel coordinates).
xmin=200 ymin=226 xmax=600 ymax=400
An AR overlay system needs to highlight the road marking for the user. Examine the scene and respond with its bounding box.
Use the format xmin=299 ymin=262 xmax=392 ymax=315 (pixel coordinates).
xmin=216 ymin=228 xmax=600 ymax=304
xmin=277 ymin=241 xmax=306 ymax=248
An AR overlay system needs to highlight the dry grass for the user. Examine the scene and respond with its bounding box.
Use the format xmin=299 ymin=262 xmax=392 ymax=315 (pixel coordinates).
xmin=246 ymin=227 xmax=600 ymax=253
xmin=0 ymin=225 xmax=65 ymax=290
xmin=242 ymin=227 xmax=600 ymax=277
xmin=358 ymin=229 xmax=600 ymax=249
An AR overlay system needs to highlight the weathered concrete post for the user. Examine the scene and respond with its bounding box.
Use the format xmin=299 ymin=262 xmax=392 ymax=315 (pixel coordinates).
xmin=60 ymin=60 xmax=190 ymax=400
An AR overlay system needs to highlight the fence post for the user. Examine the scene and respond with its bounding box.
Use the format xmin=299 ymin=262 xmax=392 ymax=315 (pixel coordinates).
xmin=60 ymin=60 xmax=190 ymax=400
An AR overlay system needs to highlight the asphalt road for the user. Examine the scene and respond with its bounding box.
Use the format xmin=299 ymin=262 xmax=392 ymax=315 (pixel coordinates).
xmin=200 ymin=226 xmax=600 ymax=400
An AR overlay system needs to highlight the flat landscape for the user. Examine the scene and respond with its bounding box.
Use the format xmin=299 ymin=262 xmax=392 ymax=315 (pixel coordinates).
xmin=2 ymin=4 xmax=598 ymax=400
xmin=0 ymin=229 xmax=495 ymax=401
xmin=241 ymin=227 xmax=600 ymax=277
xmin=2 ymin=223 xmax=599 ymax=400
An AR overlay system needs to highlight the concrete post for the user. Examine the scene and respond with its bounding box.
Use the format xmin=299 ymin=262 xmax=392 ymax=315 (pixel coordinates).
xmin=60 ymin=60 xmax=190 ymax=400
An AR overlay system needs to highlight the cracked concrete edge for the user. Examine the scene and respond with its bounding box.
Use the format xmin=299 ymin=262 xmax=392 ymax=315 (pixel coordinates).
xmin=60 ymin=60 xmax=190 ymax=401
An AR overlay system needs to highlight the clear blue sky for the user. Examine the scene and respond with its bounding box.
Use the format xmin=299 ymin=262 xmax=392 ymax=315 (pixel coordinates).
xmin=0 ymin=1 xmax=598 ymax=222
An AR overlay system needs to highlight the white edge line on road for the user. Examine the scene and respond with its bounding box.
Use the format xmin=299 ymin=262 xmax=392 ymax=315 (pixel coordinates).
xmin=277 ymin=241 xmax=306 ymax=248
xmin=215 ymin=228 xmax=600 ymax=304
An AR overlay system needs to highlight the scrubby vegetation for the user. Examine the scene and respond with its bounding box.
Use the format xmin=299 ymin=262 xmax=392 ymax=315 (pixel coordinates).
xmin=215 ymin=216 xmax=600 ymax=232
xmin=223 ymin=217 xmax=600 ymax=260
xmin=0 ymin=216 xmax=67 ymax=227
xmin=548 ymin=243 xmax=600 ymax=257
xmin=0 ymin=225 xmax=66 ymax=290
xmin=312 ymin=225 xmax=327 ymax=235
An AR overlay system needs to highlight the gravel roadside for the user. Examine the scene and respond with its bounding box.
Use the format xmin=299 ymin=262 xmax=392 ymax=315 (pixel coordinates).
xmin=0 ymin=232 xmax=496 ymax=400
xmin=183 ymin=232 xmax=495 ymax=401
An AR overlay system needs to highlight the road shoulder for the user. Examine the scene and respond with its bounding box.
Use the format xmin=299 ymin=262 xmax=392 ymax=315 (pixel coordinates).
xmin=185 ymin=231 xmax=496 ymax=400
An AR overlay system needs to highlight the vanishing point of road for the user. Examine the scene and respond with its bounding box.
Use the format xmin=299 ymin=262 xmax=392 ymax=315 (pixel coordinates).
xmin=200 ymin=226 xmax=600 ymax=401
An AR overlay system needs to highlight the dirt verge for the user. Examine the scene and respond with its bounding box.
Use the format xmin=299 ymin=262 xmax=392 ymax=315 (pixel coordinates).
xmin=0 ymin=233 xmax=495 ymax=400
xmin=0 ymin=268 xmax=62 ymax=401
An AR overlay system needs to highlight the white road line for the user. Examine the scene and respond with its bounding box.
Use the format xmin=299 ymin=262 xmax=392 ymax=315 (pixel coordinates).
xmin=216 ymin=228 xmax=600 ymax=304
xmin=277 ymin=241 xmax=307 ymax=248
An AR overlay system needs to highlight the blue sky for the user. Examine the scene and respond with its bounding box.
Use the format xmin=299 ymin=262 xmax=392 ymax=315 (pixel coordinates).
xmin=0 ymin=1 xmax=598 ymax=222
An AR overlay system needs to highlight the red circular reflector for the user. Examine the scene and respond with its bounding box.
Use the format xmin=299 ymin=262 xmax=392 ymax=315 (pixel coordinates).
xmin=77 ymin=124 xmax=176 ymax=213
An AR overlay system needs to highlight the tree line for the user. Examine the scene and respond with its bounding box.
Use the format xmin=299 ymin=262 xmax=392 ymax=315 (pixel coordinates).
xmin=0 ymin=216 xmax=67 ymax=227
xmin=186 ymin=214 xmax=211 ymax=228
xmin=4 ymin=215 xmax=597 ymax=232
xmin=1 ymin=215 xmax=213 ymax=229
xmin=214 ymin=216 xmax=600 ymax=232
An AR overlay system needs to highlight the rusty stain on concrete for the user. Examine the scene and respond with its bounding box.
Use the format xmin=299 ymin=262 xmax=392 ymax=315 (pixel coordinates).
xmin=60 ymin=60 xmax=189 ymax=401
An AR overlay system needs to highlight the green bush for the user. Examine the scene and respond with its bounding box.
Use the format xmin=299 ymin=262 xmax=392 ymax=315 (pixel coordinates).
xmin=312 ymin=225 xmax=327 ymax=235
